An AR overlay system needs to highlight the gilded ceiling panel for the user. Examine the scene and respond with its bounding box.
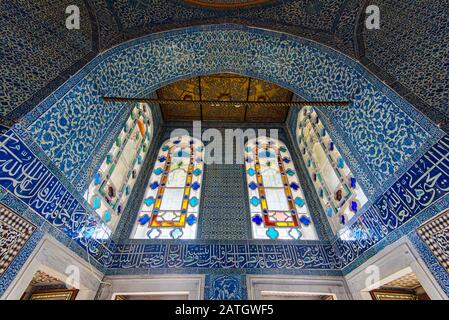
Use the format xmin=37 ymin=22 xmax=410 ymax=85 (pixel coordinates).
xmin=200 ymin=74 xmax=249 ymax=122
xmin=156 ymin=73 xmax=292 ymax=123
xmin=246 ymin=78 xmax=292 ymax=122
xmin=157 ymin=77 xmax=201 ymax=120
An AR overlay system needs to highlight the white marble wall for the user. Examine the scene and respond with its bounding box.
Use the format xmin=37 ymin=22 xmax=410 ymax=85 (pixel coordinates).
xmin=96 ymin=275 xmax=204 ymax=300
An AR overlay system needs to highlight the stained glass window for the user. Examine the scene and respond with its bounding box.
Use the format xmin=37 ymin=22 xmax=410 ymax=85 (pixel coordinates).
xmin=245 ymin=136 xmax=318 ymax=240
xmin=84 ymin=103 xmax=153 ymax=233
xmin=132 ymin=135 xmax=204 ymax=239
xmin=296 ymin=106 xmax=368 ymax=234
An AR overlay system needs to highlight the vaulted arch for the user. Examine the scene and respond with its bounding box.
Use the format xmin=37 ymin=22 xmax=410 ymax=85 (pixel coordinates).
xmin=23 ymin=25 xmax=442 ymax=197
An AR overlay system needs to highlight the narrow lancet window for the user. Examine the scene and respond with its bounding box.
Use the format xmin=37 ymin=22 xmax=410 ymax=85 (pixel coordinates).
xmin=84 ymin=103 xmax=153 ymax=234
xmin=245 ymin=136 xmax=318 ymax=240
xmin=132 ymin=135 xmax=204 ymax=239
xmin=296 ymin=106 xmax=368 ymax=234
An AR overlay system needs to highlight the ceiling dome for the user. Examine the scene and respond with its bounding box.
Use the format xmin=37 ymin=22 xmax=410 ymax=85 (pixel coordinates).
xmin=182 ymin=0 xmax=272 ymax=9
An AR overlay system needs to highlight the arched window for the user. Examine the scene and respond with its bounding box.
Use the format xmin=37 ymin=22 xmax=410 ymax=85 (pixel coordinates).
xmin=84 ymin=103 xmax=153 ymax=233
xmin=245 ymin=136 xmax=318 ymax=240
xmin=132 ymin=135 xmax=204 ymax=239
xmin=296 ymin=106 xmax=368 ymax=234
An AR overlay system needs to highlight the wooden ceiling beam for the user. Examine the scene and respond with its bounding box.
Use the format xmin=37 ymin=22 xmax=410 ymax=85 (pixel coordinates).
xmin=102 ymin=97 xmax=349 ymax=107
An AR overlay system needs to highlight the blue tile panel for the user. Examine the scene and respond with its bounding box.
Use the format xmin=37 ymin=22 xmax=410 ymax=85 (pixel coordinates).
xmin=0 ymin=128 xmax=113 ymax=268
xmin=103 ymin=242 xmax=342 ymax=270
xmin=205 ymin=274 xmax=247 ymax=300
xmin=22 ymin=25 xmax=443 ymax=194
xmin=1 ymin=0 xmax=96 ymax=122
xmin=362 ymin=0 xmax=449 ymax=122
xmin=335 ymin=135 xmax=449 ymax=273
xmin=0 ymin=230 xmax=43 ymax=297
xmin=0 ymin=24 xmax=448 ymax=297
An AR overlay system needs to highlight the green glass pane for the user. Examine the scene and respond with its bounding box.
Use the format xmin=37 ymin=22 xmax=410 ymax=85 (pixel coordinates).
xmin=108 ymin=164 xmax=116 ymax=175
xmin=98 ymin=181 xmax=106 ymax=196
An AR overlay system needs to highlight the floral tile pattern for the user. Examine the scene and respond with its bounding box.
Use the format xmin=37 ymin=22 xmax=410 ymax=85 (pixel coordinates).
xmin=24 ymin=26 xmax=442 ymax=188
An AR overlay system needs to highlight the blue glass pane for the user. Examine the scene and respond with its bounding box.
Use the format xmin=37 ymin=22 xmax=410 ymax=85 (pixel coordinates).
xmin=170 ymin=228 xmax=183 ymax=239
xmin=138 ymin=214 xmax=150 ymax=225
xmin=250 ymin=196 xmax=260 ymax=206
xmin=186 ymin=214 xmax=197 ymax=226
xmin=350 ymin=177 xmax=357 ymax=188
xmin=248 ymin=182 xmax=258 ymax=190
xmin=294 ymin=197 xmax=305 ymax=207
xmin=266 ymin=228 xmax=279 ymax=240
xmin=299 ymin=215 xmax=311 ymax=226
xmin=252 ymin=215 xmax=263 ymax=225
xmin=144 ymin=197 xmax=155 ymax=206
xmin=337 ymin=157 xmax=345 ymax=169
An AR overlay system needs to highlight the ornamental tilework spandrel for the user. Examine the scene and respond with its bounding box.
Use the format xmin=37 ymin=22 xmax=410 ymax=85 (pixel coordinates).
xmin=1 ymin=0 xmax=95 ymax=121
xmin=0 ymin=128 xmax=112 ymax=264
xmin=363 ymin=0 xmax=449 ymax=120
xmin=25 ymin=26 xmax=442 ymax=188
xmin=336 ymin=135 xmax=449 ymax=270
xmin=0 ymin=204 xmax=35 ymax=276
